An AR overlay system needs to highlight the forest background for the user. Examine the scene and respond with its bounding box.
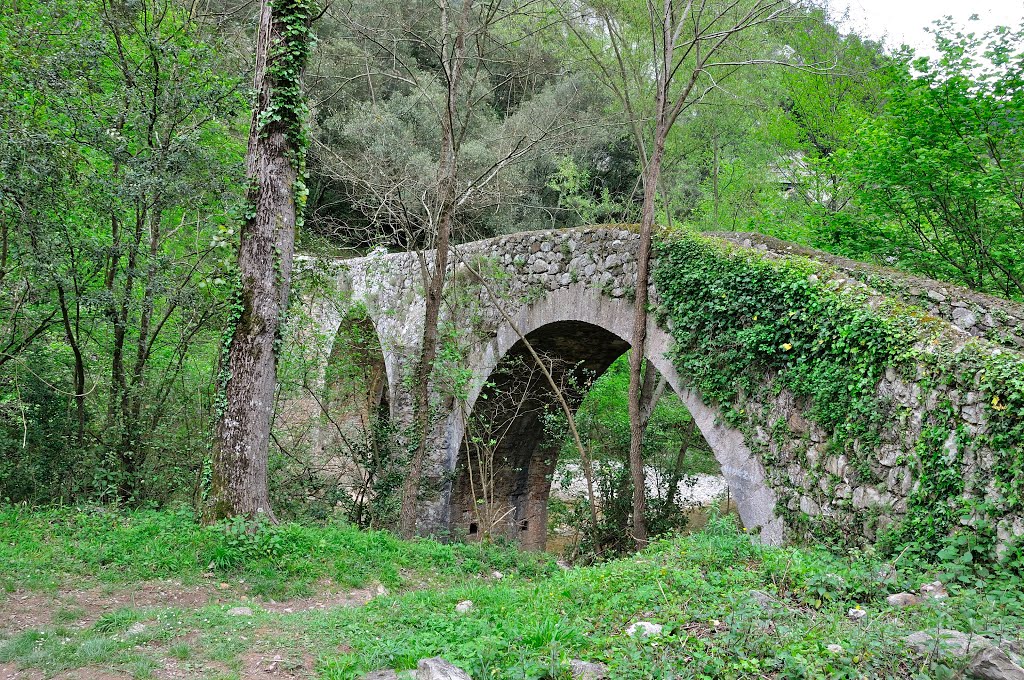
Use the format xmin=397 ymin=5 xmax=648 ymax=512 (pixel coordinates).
xmin=1 ymin=0 xmax=1022 ymax=547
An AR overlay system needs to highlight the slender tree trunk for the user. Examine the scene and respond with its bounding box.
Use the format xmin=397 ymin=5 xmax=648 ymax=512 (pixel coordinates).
xmin=712 ymin=131 xmax=720 ymax=226
xmin=627 ymin=123 xmax=667 ymax=549
xmin=399 ymin=182 xmax=454 ymax=537
xmin=207 ymin=0 xmax=312 ymax=522
xmin=56 ymin=282 xmax=86 ymax=445
xmin=664 ymin=419 xmax=695 ymax=509
xmin=398 ymin=0 xmax=470 ymax=538
xmin=639 ymin=364 xmax=665 ymax=429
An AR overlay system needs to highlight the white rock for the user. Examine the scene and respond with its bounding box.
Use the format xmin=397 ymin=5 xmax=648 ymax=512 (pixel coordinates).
xmin=227 ymin=606 xmax=253 ymax=617
xmin=491 ymin=571 xmax=504 ymax=580
xmin=569 ymin=659 xmax=608 ymax=679
xmin=887 ymin=593 xmax=920 ymax=608
xmin=848 ymin=607 xmax=867 ymax=620
xmin=827 ymin=644 xmax=843 ymax=654
xmin=626 ymin=621 xmax=663 ymax=637
xmin=126 ymin=622 xmax=146 ymax=635
xmin=455 ymin=600 xmax=474 ymax=614
xmin=416 ymin=657 xmax=472 ymax=680
xmin=920 ymin=581 xmax=949 ymax=599
xmin=953 ymin=307 xmax=978 ymax=330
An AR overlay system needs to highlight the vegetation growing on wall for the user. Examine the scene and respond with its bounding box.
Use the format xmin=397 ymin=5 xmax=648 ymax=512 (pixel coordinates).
xmin=653 ymin=231 xmax=1024 ymax=571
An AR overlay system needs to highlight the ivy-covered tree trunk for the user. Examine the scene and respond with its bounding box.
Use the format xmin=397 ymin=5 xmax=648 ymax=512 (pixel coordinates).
xmin=207 ymin=0 xmax=312 ymax=522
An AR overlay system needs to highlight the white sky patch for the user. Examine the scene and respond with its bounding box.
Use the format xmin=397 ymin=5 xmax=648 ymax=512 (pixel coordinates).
xmin=825 ymin=0 xmax=1024 ymax=55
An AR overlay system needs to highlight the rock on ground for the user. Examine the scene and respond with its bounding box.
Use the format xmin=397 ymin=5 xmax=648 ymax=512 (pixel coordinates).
xmin=416 ymin=657 xmax=472 ymax=680
xmin=626 ymin=621 xmax=663 ymax=637
xmin=965 ymin=647 xmax=1024 ymax=680
xmin=748 ymin=590 xmax=774 ymax=610
xmin=455 ymin=600 xmax=474 ymax=614
xmin=569 ymin=659 xmax=608 ymax=679
xmin=920 ymin=581 xmax=949 ymax=599
xmin=847 ymin=608 xmax=867 ymax=620
xmin=886 ymin=593 xmax=920 ymax=607
xmin=905 ymin=629 xmax=991 ymax=658
xmin=226 ymin=606 xmax=253 ymax=617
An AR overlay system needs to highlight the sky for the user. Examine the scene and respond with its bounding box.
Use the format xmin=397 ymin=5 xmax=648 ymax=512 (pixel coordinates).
xmin=827 ymin=0 xmax=1024 ymax=54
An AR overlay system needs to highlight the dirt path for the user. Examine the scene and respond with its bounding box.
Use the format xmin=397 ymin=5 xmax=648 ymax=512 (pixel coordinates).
xmin=0 ymin=581 xmax=383 ymax=679
xmin=0 ymin=581 xmax=222 ymax=634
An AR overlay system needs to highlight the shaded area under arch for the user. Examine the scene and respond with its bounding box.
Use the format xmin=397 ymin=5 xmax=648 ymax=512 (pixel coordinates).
xmin=444 ymin=285 xmax=783 ymax=548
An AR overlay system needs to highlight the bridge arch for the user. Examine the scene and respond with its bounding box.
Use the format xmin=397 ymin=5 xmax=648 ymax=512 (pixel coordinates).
xmin=444 ymin=284 xmax=784 ymax=547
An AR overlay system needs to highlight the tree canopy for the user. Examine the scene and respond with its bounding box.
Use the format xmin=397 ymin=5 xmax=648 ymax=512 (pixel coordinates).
xmin=1 ymin=0 xmax=1022 ymax=539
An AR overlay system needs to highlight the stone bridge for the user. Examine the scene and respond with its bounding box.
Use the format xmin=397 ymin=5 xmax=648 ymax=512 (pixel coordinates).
xmin=294 ymin=227 xmax=1024 ymax=554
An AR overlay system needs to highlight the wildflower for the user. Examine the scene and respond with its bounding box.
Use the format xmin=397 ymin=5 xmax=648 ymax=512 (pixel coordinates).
xmin=781 ymin=343 xmax=793 ymax=351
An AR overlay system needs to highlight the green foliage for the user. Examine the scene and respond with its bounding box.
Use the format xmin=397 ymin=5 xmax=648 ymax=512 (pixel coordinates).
xmin=655 ymin=232 xmax=916 ymax=443
xmin=545 ymin=156 xmax=634 ymax=226
xmin=311 ymin=513 xmax=1024 ymax=679
xmin=307 ymin=1 xmax=611 ymax=249
xmin=0 ymin=505 xmax=557 ymax=598
xmin=555 ymin=354 xmax=722 ymax=559
xmin=5 ymin=507 xmax=1024 ymax=678
xmin=653 ymin=231 xmax=1024 ymax=569
xmin=0 ymin=0 xmax=247 ymax=504
xmin=837 ymin=18 xmax=1024 ymax=300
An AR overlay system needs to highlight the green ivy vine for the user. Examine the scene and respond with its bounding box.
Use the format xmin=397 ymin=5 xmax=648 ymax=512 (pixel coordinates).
xmin=652 ymin=231 xmax=1024 ymax=571
xmin=215 ymin=0 xmax=314 ymax=412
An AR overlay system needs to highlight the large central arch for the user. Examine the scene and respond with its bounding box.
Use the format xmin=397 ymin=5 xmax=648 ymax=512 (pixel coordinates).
xmin=443 ymin=285 xmax=784 ymax=547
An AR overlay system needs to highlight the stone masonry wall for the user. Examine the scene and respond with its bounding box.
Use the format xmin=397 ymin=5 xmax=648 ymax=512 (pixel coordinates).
xmin=709 ymin=232 xmax=1024 ymax=554
xmin=719 ymin=232 xmax=1024 ymax=350
xmin=307 ymin=227 xmax=1024 ymax=551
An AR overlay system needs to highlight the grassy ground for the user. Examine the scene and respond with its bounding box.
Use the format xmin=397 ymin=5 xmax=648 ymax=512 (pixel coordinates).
xmin=2 ymin=506 xmax=1023 ymax=679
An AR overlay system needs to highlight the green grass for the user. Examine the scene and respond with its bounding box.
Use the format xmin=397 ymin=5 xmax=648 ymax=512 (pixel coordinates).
xmin=1 ymin=507 xmax=1023 ymax=679
xmin=308 ymin=517 xmax=1024 ymax=679
xmin=0 ymin=504 xmax=557 ymax=597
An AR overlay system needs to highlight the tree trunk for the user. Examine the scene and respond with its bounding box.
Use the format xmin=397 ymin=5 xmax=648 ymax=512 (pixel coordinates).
xmin=398 ymin=0 xmax=470 ymax=538
xmin=398 ymin=181 xmax=453 ymax=537
xmin=664 ymin=419 xmax=695 ymax=509
xmin=712 ymin=131 xmax=720 ymax=226
xmin=55 ymin=282 xmax=86 ymax=446
xmin=207 ymin=0 xmax=311 ymax=522
xmin=627 ymin=124 xmax=667 ymax=550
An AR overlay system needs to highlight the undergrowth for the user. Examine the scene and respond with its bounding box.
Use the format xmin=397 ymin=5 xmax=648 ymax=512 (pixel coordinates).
xmin=1 ymin=508 xmax=1023 ymax=679
xmin=311 ymin=513 xmax=1024 ymax=679
xmin=0 ymin=504 xmax=556 ymax=598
